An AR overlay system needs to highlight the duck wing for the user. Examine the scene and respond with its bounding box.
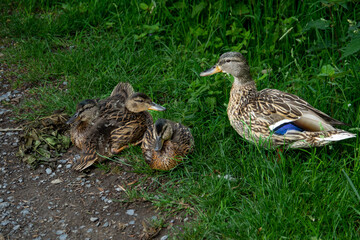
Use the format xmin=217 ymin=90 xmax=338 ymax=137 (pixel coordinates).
xmin=257 ymin=89 xmax=345 ymax=134
xmin=110 ymin=82 xmax=135 ymax=98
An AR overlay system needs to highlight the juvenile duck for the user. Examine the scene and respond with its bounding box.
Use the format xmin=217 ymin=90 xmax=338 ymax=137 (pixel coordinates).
xmin=141 ymin=118 xmax=194 ymax=170
xmin=73 ymin=92 xmax=166 ymax=171
xmin=67 ymin=82 xmax=134 ymax=149
xmin=67 ymin=99 xmax=99 ymax=149
xmin=200 ymin=52 xmax=356 ymax=148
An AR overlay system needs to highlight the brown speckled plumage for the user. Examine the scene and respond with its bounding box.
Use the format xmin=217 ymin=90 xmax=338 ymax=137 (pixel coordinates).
xmin=68 ymin=82 xmax=165 ymax=171
xmin=200 ymin=52 xmax=356 ymax=148
xmin=141 ymin=119 xmax=194 ymax=170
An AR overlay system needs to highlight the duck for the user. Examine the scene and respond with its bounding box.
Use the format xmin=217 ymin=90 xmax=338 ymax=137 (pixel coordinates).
xmin=141 ymin=118 xmax=194 ymax=170
xmin=73 ymin=92 xmax=166 ymax=171
xmin=67 ymin=82 xmax=134 ymax=149
xmin=67 ymin=98 xmax=99 ymax=149
xmin=200 ymin=52 xmax=356 ymax=148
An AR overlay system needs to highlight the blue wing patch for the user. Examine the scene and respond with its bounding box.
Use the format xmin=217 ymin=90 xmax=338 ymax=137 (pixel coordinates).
xmin=273 ymin=122 xmax=304 ymax=135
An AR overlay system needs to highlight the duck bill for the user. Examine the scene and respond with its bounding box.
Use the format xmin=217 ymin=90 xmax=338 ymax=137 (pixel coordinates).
xmin=200 ymin=65 xmax=222 ymax=76
xmin=66 ymin=112 xmax=79 ymax=124
xmin=148 ymin=102 xmax=166 ymax=111
xmin=154 ymin=136 xmax=163 ymax=152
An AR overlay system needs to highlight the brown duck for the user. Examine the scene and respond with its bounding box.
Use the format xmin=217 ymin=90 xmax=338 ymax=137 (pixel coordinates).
xmin=67 ymin=82 xmax=134 ymax=149
xmin=200 ymin=52 xmax=356 ymax=148
xmin=68 ymin=82 xmax=166 ymax=171
xmin=141 ymin=118 xmax=194 ymax=170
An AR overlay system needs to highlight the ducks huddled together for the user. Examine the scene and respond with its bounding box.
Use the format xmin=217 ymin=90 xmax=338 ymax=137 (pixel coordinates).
xmin=68 ymin=52 xmax=355 ymax=171
xmin=67 ymin=82 xmax=194 ymax=171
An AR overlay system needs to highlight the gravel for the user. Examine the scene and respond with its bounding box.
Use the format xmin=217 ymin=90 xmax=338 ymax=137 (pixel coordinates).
xmin=0 ymin=67 xmax=179 ymax=239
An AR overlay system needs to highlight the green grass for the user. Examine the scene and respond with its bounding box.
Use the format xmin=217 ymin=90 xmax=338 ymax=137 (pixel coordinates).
xmin=1 ymin=0 xmax=360 ymax=238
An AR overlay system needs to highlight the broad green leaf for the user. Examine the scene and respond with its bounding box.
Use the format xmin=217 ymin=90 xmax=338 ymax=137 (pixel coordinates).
xmin=341 ymin=37 xmax=360 ymax=59
xmin=192 ymin=2 xmax=207 ymax=18
xmin=303 ymin=19 xmax=330 ymax=31
xmin=318 ymin=65 xmax=335 ymax=77
xmin=139 ymin=3 xmax=148 ymax=10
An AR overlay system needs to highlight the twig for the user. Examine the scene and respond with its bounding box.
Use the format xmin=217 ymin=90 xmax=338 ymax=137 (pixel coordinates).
xmin=0 ymin=128 xmax=23 ymax=131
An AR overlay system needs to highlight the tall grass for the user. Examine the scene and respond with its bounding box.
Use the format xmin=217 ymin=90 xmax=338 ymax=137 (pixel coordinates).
xmin=1 ymin=0 xmax=360 ymax=238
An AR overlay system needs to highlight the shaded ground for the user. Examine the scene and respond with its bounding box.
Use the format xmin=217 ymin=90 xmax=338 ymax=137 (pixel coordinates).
xmin=0 ymin=59 xmax=186 ymax=239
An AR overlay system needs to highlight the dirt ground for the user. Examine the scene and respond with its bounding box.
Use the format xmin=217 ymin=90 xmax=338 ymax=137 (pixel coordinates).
xmin=0 ymin=58 xmax=187 ymax=239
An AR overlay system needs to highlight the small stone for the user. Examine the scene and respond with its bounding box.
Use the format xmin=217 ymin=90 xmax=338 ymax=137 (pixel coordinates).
xmin=56 ymin=230 xmax=64 ymax=235
xmin=1 ymin=220 xmax=10 ymax=226
xmin=0 ymin=202 xmax=10 ymax=209
xmin=126 ymin=209 xmax=135 ymax=216
xmin=102 ymin=222 xmax=109 ymax=227
xmin=160 ymin=235 xmax=169 ymax=240
xmin=0 ymin=198 xmax=3 ymax=202
xmin=90 ymin=217 xmax=99 ymax=222
xmin=0 ymin=92 xmax=11 ymax=102
xmin=20 ymin=209 xmax=30 ymax=216
xmin=128 ymin=220 xmax=135 ymax=225
xmin=45 ymin=168 xmax=52 ymax=175
xmin=87 ymin=228 xmax=93 ymax=233
xmin=59 ymin=234 xmax=68 ymax=240
xmin=151 ymin=216 xmax=157 ymax=221
xmin=51 ymin=179 xmax=63 ymax=184
xmin=58 ymin=159 xmax=68 ymax=164
xmin=66 ymin=164 xmax=72 ymax=169
xmin=13 ymin=225 xmax=20 ymax=231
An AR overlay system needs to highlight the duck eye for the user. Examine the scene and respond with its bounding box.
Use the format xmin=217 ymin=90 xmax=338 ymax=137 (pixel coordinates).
xmin=226 ymin=59 xmax=231 ymax=63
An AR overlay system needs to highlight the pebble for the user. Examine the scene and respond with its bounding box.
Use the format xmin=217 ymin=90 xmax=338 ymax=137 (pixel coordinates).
xmin=20 ymin=209 xmax=30 ymax=216
xmin=160 ymin=235 xmax=169 ymax=240
xmin=126 ymin=209 xmax=135 ymax=216
xmin=0 ymin=109 xmax=9 ymax=115
xmin=45 ymin=168 xmax=52 ymax=175
xmin=1 ymin=220 xmax=10 ymax=226
xmin=59 ymin=234 xmax=68 ymax=240
xmin=128 ymin=220 xmax=135 ymax=225
xmin=90 ymin=217 xmax=99 ymax=222
xmin=103 ymin=222 xmax=109 ymax=227
xmin=0 ymin=202 xmax=10 ymax=209
xmin=56 ymin=230 xmax=64 ymax=235
xmin=13 ymin=225 xmax=20 ymax=231
xmin=58 ymin=159 xmax=68 ymax=164
xmin=87 ymin=228 xmax=93 ymax=233
xmin=0 ymin=91 xmax=11 ymax=102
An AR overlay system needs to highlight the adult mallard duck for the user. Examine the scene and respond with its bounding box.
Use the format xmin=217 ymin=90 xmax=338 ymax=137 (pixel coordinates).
xmin=67 ymin=82 xmax=134 ymax=149
xmin=141 ymin=118 xmax=194 ymax=170
xmin=73 ymin=92 xmax=166 ymax=171
xmin=200 ymin=52 xmax=356 ymax=148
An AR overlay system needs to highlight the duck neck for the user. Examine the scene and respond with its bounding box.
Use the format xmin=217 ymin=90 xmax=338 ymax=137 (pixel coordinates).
xmin=229 ymin=77 xmax=257 ymax=108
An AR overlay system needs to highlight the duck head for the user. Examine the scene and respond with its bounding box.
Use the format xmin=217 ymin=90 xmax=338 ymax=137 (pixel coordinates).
xmin=200 ymin=52 xmax=252 ymax=83
xmin=67 ymin=99 xmax=99 ymax=125
xmin=125 ymin=93 xmax=166 ymax=113
xmin=153 ymin=118 xmax=174 ymax=152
